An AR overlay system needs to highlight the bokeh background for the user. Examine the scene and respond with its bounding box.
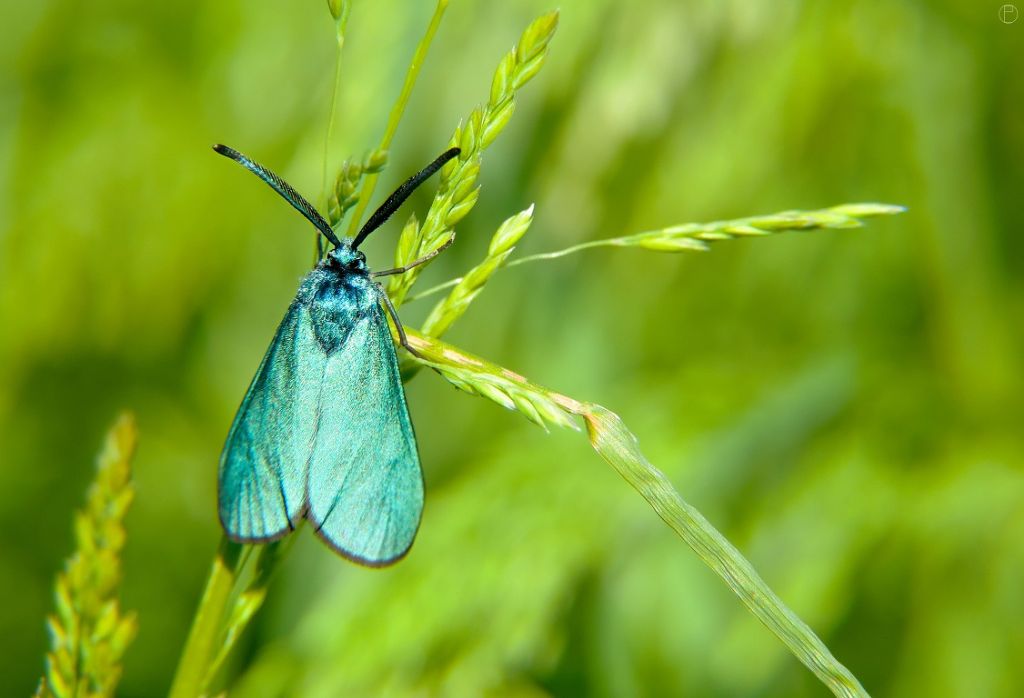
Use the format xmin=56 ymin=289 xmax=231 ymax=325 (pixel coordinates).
xmin=2 ymin=0 xmax=1022 ymax=695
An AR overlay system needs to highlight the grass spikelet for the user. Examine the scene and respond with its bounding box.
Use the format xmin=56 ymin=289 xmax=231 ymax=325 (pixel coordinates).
xmin=420 ymin=204 xmax=534 ymax=337
xmin=37 ymin=414 xmax=139 ymax=698
xmin=405 ymin=328 xmax=578 ymax=432
xmin=387 ymin=11 xmax=559 ymax=306
xmin=326 ymin=0 xmax=350 ymax=24
xmin=326 ymin=150 xmax=389 ymax=228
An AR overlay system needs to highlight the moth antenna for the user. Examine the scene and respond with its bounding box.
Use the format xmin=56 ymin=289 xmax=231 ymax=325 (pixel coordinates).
xmin=213 ymin=144 xmax=343 ymax=248
xmin=352 ymin=147 xmax=461 ymax=249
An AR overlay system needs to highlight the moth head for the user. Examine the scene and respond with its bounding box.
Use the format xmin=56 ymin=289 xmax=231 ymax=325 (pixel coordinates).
xmin=326 ymin=245 xmax=368 ymax=274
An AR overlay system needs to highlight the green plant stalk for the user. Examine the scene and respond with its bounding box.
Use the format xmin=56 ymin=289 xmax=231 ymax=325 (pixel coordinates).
xmin=406 ymin=203 xmax=906 ymax=302
xmin=202 ymin=536 xmax=295 ymax=689
xmin=402 ymin=329 xmax=868 ymax=697
xmin=582 ymin=406 xmax=868 ymax=698
xmin=345 ymin=0 xmax=448 ymax=238
xmin=321 ymin=32 xmax=347 ymax=199
xmin=168 ymin=538 xmax=247 ymax=698
xmin=318 ymin=5 xmax=352 ymax=264
xmin=318 ymin=53 xmax=343 ymax=264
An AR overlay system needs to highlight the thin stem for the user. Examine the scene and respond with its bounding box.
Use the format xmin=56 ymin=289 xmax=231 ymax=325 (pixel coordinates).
xmin=504 ymin=239 xmax=628 ymax=267
xmin=322 ymin=47 xmax=344 ymax=206
xmin=345 ymin=0 xmax=448 ymax=238
xmin=406 ymin=276 xmax=462 ymax=302
xmin=580 ymin=405 xmax=869 ymax=698
xmin=168 ymin=537 xmax=245 ymax=698
xmin=201 ymin=536 xmax=295 ymax=688
xmin=405 ymin=239 xmax=626 ymax=303
xmin=318 ymin=13 xmax=349 ymax=264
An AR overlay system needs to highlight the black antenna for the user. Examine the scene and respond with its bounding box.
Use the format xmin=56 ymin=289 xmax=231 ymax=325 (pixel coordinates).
xmin=213 ymin=144 xmax=342 ymax=248
xmin=352 ymin=147 xmax=461 ymax=249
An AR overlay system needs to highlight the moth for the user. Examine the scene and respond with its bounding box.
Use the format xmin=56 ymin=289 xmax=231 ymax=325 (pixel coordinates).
xmin=214 ymin=144 xmax=459 ymax=565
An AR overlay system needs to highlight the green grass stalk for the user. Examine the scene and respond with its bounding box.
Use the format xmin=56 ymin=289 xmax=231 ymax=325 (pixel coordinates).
xmin=345 ymin=0 xmax=449 ymax=239
xmin=318 ymin=2 xmax=352 ymax=264
xmin=168 ymin=538 xmax=246 ymax=698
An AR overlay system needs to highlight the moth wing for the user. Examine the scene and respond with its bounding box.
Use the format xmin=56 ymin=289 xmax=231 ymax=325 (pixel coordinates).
xmin=218 ymin=302 xmax=322 ymax=541
xmin=306 ymin=301 xmax=424 ymax=566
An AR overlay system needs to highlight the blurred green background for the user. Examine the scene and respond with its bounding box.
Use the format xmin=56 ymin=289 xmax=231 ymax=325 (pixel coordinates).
xmin=2 ymin=0 xmax=1022 ymax=695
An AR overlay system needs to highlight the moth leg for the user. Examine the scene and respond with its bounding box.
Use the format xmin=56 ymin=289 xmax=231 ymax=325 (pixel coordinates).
xmin=376 ymin=284 xmax=423 ymax=359
xmin=370 ymin=234 xmax=455 ymax=278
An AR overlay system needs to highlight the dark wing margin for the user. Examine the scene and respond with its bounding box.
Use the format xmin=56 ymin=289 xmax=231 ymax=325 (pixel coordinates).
xmin=218 ymin=302 xmax=324 ymax=541
xmin=213 ymin=144 xmax=342 ymax=248
xmin=304 ymin=301 xmax=424 ymax=566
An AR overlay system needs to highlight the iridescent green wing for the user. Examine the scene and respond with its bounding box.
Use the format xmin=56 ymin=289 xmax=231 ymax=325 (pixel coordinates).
xmin=305 ymin=300 xmax=424 ymax=566
xmin=217 ymin=301 xmax=320 ymax=541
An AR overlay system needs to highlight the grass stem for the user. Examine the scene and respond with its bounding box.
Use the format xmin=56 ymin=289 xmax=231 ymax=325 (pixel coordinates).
xmin=168 ymin=538 xmax=245 ymax=698
xmin=345 ymin=0 xmax=448 ymax=238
